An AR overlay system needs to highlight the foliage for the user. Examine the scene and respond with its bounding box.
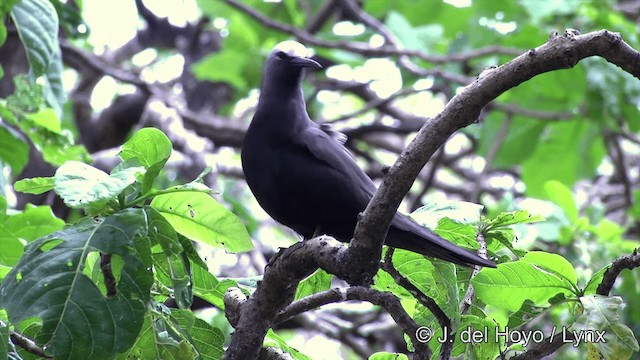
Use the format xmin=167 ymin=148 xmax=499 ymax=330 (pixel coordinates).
xmin=0 ymin=128 xmax=251 ymax=359
xmin=0 ymin=0 xmax=639 ymax=359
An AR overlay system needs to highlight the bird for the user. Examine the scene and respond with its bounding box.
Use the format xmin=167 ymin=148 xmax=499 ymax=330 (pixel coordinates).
xmin=241 ymin=40 xmax=495 ymax=268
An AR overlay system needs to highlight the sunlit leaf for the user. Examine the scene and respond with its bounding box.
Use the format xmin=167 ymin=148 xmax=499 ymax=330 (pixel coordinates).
xmin=151 ymin=191 xmax=252 ymax=253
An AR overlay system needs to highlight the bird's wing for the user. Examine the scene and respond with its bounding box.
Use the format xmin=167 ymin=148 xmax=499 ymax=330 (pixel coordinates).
xmin=319 ymin=123 xmax=347 ymax=144
xmin=298 ymin=125 xmax=377 ymax=197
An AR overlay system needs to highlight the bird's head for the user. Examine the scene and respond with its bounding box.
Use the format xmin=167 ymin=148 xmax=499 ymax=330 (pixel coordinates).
xmin=263 ymin=41 xmax=322 ymax=87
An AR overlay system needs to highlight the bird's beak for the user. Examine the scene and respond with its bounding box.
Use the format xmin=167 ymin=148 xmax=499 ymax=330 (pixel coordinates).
xmin=291 ymin=56 xmax=322 ymax=69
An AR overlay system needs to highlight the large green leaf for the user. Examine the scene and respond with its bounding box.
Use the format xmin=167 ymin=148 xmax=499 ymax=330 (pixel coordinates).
xmin=151 ymin=191 xmax=252 ymax=253
xmin=117 ymin=309 xmax=224 ymax=360
xmin=543 ymin=180 xmax=578 ymax=222
xmin=10 ymin=0 xmax=65 ymax=114
xmin=2 ymin=204 xmax=64 ymax=242
xmin=54 ymin=161 xmax=145 ymax=209
xmin=0 ymin=204 xmax=63 ymax=266
xmin=451 ymin=315 xmax=501 ymax=360
xmin=0 ymin=209 xmax=153 ymax=359
xmin=116 ymin=311 xmax=197 ymax=360
xmin=521 ymin=120 xmax=603 ymax=197
xmin=477 ymin=114 xmax=546 ymax=168
xmin=191 ymin=265 xmax=236 ymax=309
xmin=391 ymin=250 xmax=461 ymax=332
xmin=572 ymin=295 xmax=640 ymax=359
xmin=172 ymin=310 xmax=225 ymax=360
xmin=472 ymin=252 xmax=578 ymax=312
xmin=411 ymin=200 xmax=484 ymax=230
xmin=10 ymin=0 xmax=58 ymax=76
xmin=385 ymin=11 xmax=443 ymax=52
xmin=26 ymin=107 xmax=60 ymax=134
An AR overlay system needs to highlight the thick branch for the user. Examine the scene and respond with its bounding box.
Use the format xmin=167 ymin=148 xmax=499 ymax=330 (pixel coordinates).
xmin=596 ymin=250 xmax=640 ymax=295
xmin=352 ymin=30 xmax=640 ymax=266
xmin=224 ymin=236 xmax=382 ymax=359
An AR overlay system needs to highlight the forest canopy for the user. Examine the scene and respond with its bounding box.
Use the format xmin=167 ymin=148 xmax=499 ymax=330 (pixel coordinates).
xmin=0 ymin=0 xmax=639 ymax=359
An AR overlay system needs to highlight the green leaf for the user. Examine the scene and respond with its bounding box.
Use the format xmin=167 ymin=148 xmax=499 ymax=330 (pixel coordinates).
xmin=172 ymin=310 xmax=225 ymax=360
xmin=0 ymin=125 xmax=29 ymax=175
xmin=2 ymin=204 xmax=64 ymax=242
xmin=411 ymin=200 xmax=484 ymax=230
xmin=0 ymin=264 xmax=11 ymax=281
xmin=0 ymin=196 xmax=6 ymax=218
xmin=524 ymin=251 xmax=577 ymax=285
xmin=145 ymin=206 xmax=184 ymax=256
xmin=192 ymin=49 xmax=249 ymax=90
xmin=0 ymin=317 xmax=7 ymax=360
xmin=42 ymin=143 xmax=91 ymax=167
xmin=5 ymin=74 xmax=44 ymax=113
xmin=583 ymin=265 xmax=610 ymax=295
xmin=392 ymin=250 xmax=461 ymax=330
xmin=453 ymin=315 xmax=501 ymax=360
xmin=478 ymin=114 xmax=546 ymax=168
xmin=572 ymin=295 xmax=640 ymax=359
xmin=435 ymin=218 xmax=479 ymax=249
xmin=0 ymin=225 xmax=23 ymax=266
xmin=472 ymin=252 xmax=578 ymax=312
xmin=522 ymin=120 xmax=603 ymax=197
xmin=116 ymin=311 xmax=197 ymax=360
xmin=0 ymin=0 xmax=21 ymax=16
xmin=178 ymin=233 xmax=208 ymax=270
xmin=10 ymin=0 xmax=65 ymax=114
xmin=294 ymin=269 xmax=332 ymax=300
xmin=543 ymin=180 xmax=578 ymax=222
xmin=13 ymin=176 xmax=55 ymax=195
xmin=145 ymin=207 xmax=193 ymax=309
xmin=150 ymin=191 xmax=252 ymax=253
xmin=42 ymin=50 xmax=65 ymax=116
xmin=0 ymin=204 xmax=63 ymax=266
xmin=120 ymin=128 xmax=172 ymax=194
xmin=10 ymin=0 xmax=59 ymax=76
xmin=0 ymin=209 xmax=153 ymax=360
xmin=264 ymin=329 xmax=312 ymax=360
xmin=385 ymin=11 xmax=443 ymax=52
xmin=368 ymin=352 xmax=409 ymax=360
xmin=485 ymin=210 xmax=546 ymax=230
xmin=54 ymin=161 xmax=145 ymax=209
xmin=25 ymin=107 xmax=60 ymax=134
xmin=191 ymin=265 xmax=235 ymax=309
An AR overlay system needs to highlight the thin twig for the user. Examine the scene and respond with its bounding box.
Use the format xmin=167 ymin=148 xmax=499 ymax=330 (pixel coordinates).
xmin=381 ymin=249 xmax=449 ymax=359
xmin=223 ymin=0 xmax=522 ymax=64
xmin=100 ymin=253 xmax=117 ymax=297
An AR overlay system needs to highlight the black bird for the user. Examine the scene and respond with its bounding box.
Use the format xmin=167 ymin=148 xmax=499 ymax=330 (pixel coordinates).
xmin=242 ymin=41 xmax=495 ymax=268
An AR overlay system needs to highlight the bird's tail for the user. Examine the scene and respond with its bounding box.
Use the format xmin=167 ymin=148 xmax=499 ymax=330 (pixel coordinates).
xmin=386 ymin=214 xmax=496 ymax=268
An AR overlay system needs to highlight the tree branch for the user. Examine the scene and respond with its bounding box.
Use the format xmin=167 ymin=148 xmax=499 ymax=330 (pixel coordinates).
xmin=274 ymin=287 xmax=430 ymax=359
xmin=596 ymin=249 xmax=640 ymax=296
xmin=352 ymin=30 xmax=640 ymax=274
xmin=381 ymin=249 xmax=449 ymax=358
xmin=224 ymin=236 xmax=387 ymax=359
xmin=222 ymin=0 xmax=522 ymax=64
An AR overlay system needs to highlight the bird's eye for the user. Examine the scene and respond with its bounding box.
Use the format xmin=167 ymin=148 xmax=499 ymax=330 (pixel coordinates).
xmin=275 ymin=51 xmax=289 ymax=60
